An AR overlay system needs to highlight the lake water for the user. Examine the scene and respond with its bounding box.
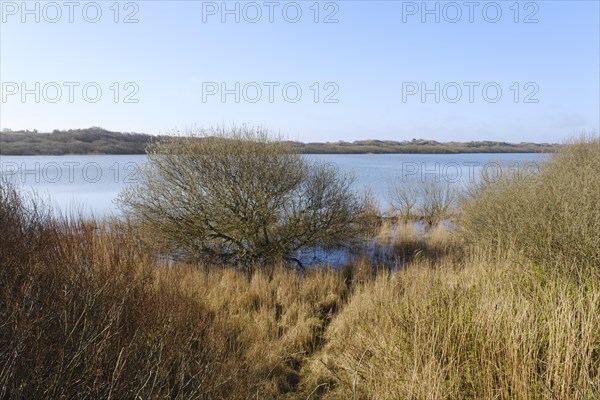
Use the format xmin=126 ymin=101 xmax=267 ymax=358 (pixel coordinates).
xmin=0 ymin=153 xmax=549 ymax=217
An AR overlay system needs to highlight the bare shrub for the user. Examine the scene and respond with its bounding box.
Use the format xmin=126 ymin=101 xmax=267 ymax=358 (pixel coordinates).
xmin=118 ymin=126 xmax=372 ymax=270
xmin=388 ymin=178 xmax=457 ymax=226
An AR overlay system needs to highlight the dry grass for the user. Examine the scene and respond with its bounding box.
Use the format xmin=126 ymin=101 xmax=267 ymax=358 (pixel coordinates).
xmin=460 ymin=133 xmax=600 ymax=272
xmin=0 ymin=190 xmax=248 ymax=399
xmin=0 ymin=182 xmax=351 ymax=398
xmin=299 ymin=135 xmax=600 ymax=399
xmin=373 ymin=219 xmax=463 ymax=268
xmin=156 ymin=264 xmax=351 ymax=396
xmin=1 ymin=136 xmax=598 ymax=399
xmin=303 ymin=255 xmax=600 ymax=399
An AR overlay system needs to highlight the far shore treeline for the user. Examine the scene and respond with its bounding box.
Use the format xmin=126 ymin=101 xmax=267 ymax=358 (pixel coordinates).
xmin=0 ymin=127 xmax=558 ymax=155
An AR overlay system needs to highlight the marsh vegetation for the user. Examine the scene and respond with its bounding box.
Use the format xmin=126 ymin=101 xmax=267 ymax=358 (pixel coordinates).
xmin=0 ymin=132 xmax=598 ymax=399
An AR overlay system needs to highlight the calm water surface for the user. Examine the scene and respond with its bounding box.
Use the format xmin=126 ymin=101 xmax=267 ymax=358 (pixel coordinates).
xmin=0 ymin=153 xmax=549 ymax=217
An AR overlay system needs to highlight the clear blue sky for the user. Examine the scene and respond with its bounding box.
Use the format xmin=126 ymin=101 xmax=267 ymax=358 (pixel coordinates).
xmin=1 ymin=0 xmax=599 ymax=142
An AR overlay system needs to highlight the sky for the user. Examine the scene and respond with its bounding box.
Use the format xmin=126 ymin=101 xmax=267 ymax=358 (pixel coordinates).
xmin=1 ymin=0 xmax=599 ymax=143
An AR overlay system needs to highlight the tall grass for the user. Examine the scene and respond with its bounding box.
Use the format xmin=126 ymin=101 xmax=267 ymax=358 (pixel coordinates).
xmin=0 ymin=183 xmax=250 ymax=398
xmin=304 ymin=257 xmax=600 ymax=399
xmin=1 ymin=135 xmax=598 ymax=399
xmin=460 ymin=133 xmax=600 ymax=272
xmin=0 ymin=182 xmax=352 ymax=398
xmin=300 ymin=135 xmax=600 ymax=399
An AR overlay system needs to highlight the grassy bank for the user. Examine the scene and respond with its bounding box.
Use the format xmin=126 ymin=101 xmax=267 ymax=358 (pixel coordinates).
xmin=0 ymin=136 xmax=597 ymax=399
xmin=0 ymin=128 xmax=557 ymax=155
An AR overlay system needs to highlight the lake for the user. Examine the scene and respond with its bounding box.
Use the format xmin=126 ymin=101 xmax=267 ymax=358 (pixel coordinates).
xmin=0 ymin=153 xmax=550 ymax=217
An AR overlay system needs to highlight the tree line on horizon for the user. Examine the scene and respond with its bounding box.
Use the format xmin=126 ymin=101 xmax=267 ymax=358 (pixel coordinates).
xmin=0 ymin=127 xmax=558 ymax=155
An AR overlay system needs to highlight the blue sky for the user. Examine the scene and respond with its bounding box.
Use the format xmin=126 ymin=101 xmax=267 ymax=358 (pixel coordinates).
xmin=1 ymin=0 xmax=599 ymax=142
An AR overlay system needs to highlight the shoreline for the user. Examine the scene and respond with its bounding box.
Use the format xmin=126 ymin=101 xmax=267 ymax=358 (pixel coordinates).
xmin=0 ymin=128 xmax=558 ymax=156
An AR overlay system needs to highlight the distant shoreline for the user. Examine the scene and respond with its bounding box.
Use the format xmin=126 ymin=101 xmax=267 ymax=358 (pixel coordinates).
xmin=0 ymin=128 xmax=558 ymax=156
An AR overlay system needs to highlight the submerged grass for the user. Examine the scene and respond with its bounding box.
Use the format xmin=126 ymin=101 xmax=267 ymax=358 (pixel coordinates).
xmin=1 ymin=135 xmax=598 ymax=399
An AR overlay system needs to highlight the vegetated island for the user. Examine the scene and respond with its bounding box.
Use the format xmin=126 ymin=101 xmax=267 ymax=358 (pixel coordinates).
xmin=0 ymin=127 xmax=558 ymax=155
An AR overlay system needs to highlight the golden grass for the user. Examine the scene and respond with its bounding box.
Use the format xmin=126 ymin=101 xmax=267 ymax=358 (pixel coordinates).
xmin=1 ymin=135 xmax=598 ymax=399
xmin=460 ymin=133 xmax=600 ymax=272
xmin=303 ymin=255 xmax=600 ymax=399
xmin=0 ymin=184 xmax=357 ymax=398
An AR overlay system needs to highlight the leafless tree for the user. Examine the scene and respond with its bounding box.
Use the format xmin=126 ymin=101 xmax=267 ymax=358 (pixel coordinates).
xmin=118 ymin=126 xmax=373 ymax=270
